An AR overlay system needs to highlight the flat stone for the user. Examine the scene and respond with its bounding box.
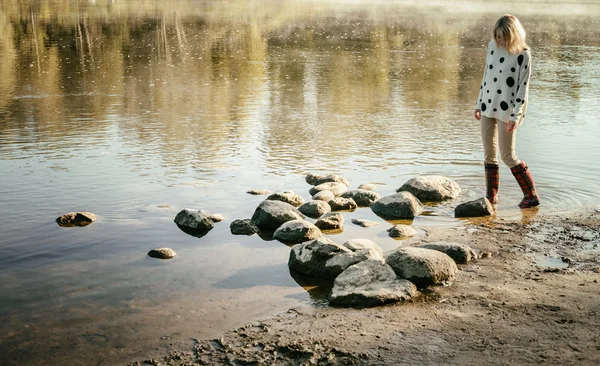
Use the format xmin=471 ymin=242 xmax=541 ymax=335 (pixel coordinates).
xmin=385 ymin=247 xmax=458 ymax=287
xmin=455 ymin=197 xmax=494 ymax=218
xmin=342 ymin=238 xmax=384 ymax=257
xmin=208 ymin=214 xmax=225 ymax=223
xmin=351 ymin=219 xmax=378 ymax=228
xmin=418 ymin=242 xmax=478 ymax=264
xmin=306 ymin=173 xmax=349 ymax=187
xmin=309 ymin=182 xmax=348 ymax=197
xmin=312 ymin=190 xmax=336 ymax=202
xmin=56 ymin=212 xmax=96 ymax=227
xmin=328 ymin=197 xmax=358 ymax=211
xmin=397 ymin=175 xmax=461 ymax=202
xmin=357 ymin=183 xmax=376 ymax=191
xmin=148 ymin=248 xmax=176 ymax=259
xmin=266 ymin=191 xmax=305 ymax=207
xmin=247 ymin=189 xmax=273 ymax=195
xmin=387 ymin=224 xmax=417 ymax=239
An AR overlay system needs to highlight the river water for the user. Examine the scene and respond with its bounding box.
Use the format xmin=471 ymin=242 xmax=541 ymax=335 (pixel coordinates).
xmin=1 ymin=1 xmax=599 ymax=364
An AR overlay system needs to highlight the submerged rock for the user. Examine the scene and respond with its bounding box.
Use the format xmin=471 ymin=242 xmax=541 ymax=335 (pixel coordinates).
xmin=148 ymin=248 xmax=176 ymax=259
xmin=273 ymin=220 xmax=322 ymax=244
xmin=246 ymin=189 xmax=273 ymax=195
xmin=351 ymin=218 xmax=378 ymax=228
xmin=455 ymin=197 xmax=494 ymax=218
xmin=230 ymin=219 xmax=259 ymax=235
xmin=329 ymin=260 xmax=417 ymax=307
xmin=309 ymin=182 xmax=348 ymax=197
xmin=418 ymin=242 xmax=478 ymax=264
xmin=56 ymin=212 xmax=96 ymax=227
xmin=387 ymin=224 xmax=417 ymax=239
xmin=298 ymin=200 xmax=331 ymax=218
xmin=312 ymin=190 xmax=335 ymax=202
xmin=174 ymin=209 xmax=214 ymax=234
xmin=315 ymin=212 xmax=344 ymax=230
xmin=288 ymin=238 xmax=383 ymax=279
xmin=385 ymin=247 xmax=458 ymax=287
xmin=306 ymin=173 xmax=349 ymax=187
xmin=357 ymin=183 xmax=376 ymax=191
xmin=342 ymin=238 xmax=383 ymax=257
xmin=266 ymin=191 xmax=305 ymax=207
xmin=208 ymin=214 xmax=225 ymax=223
xmin=328 ymin=197 xmax=358 ymax=211
xmin=397 ymin=175 xmax=461 ymax=202
xmin=340 ymin=189 xmax=381 ymax=207
xmin=251 ymin=200 xmax=304 ymax=229
xmin=371 ymin=192 xmax=423 ymax=219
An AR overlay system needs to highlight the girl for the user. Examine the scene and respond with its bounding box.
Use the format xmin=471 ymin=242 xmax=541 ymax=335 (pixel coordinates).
xmin=474 ymin=14 xmax=540 ymax=209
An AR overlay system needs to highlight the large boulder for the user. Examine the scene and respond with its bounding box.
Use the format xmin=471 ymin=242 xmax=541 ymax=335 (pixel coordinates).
xmin=385 ymin=247 xmax=458 ymax=287
xmin=370 ymin=192 xmax=423 ymax=219
xmin=329 ymin=260 xmax=417 ymax=307
xmin=56 ymin=212 xmax=96 ymax=227
xmin=273 ymin=220 xmax=322 ymax=244
xmin=309 ymin=182 xmax=348 ymax=197
xmin=397 ymin=176 xmax=461 ymax=202
xmin=251 ymin=200 xmax=304 ymax=229
xmin=174 ymin=209 xmax=215 ymax=233
xmin=387 ymin=224 xmax=417 ymax=239
xmin=147 ymin=248 xmax=176 ymax=259
xmin=298 ymin=200 xmax=331 ymax=218
xmin=289 ymin=238 xmax=383 ymax=279
xmin=455 ymin=197 xmax=494 ymax=218
xmin=266 ymin=191 xmax=305 ymax=207
xmin=342 ymin=238 xmax=383 ymax=257
xmin=312 ymin=190 xmax=335 ymax=202
xmin=340 ymin=189 xmax=381 ymax=207
xmin=328 ymin=197 xmax=358 ymax=211
xmin=315 ymin=212 xmax=344 ymax=230
xmin=306 ymin=173 xmax=349 ymax=187
xmin=230 ymin=219 xmax=259 ymax=235
xmin=418 ymin=242 xmax=478 ymax=264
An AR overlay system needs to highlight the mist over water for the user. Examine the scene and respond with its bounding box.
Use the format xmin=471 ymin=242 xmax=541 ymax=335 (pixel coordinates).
xmin=1 ymin=1 xmax=599 ymax=364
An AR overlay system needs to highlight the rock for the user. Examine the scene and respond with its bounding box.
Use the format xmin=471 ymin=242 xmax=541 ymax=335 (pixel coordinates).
xmin=309 ymin=182 xmax=348 ymax=197
xmin=247 ymin=189 xmax=273 ymax=195
xmin=357 ymin=183 xmax=376 ymax=191
xmin=397 ymin=175 xmax=461 ymax=202
xmin=340 ymin=189 xmax=381 ymax=207
xmin=251 ymin=200 xmax=304 ymax=229
xmin=266 ymin=191 xmax=305 ymax=207
xmin=288 ymin=238 xmax=383 ymax=279
xmin=230 ymin=219 xmax=259 ymax=235
xmin=148 ymin=248 xmax=176 ymax=259
xmin=174 ymin=209 xmax=214 ymax=233
xmin=306 ymin=173 xmax=349 ymax=187
xmin=273 ymin=220 xmax=322 ymax=244
xmin=386 ymin=247 xmax=458 ymax=287
xmin=298 ymin=201 xmax=331 ymax=218
xmin=55 ymin=212 xmax=96 ymax=227
xmin=370 ymin=192 xmax=423 ymax=219
xmin=208 ymin=214 xmax=225 ymax=223
xmin=418 ymin=242 xmax=478 ymax=264
xmin=312 ymin=190 xmax=335 ymax=202
xmin=387 ymin=224 xmax=417 ymax=239
xmin=329 ymin=260 xmax=417 ymax=307
xmin=351 ymin=219 xmax=378 ymax=228
xmin=328 ymin=197 xmax=358 ymax=211
xmin=455 ymin=197 xmax=494 ymax=218
xmin=315 ymin=212 xmax=344 ymax=230
xmin=342 ymin=238 xmax=384 ymax=257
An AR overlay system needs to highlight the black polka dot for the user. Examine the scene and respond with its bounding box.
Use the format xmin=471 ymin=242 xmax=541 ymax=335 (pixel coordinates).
xmin=481 ymin=103 xmax=487 ymax=112
xmin=493 ymin=108 xmax=497 ymax=112
xmin=516 ymin=98 xmax=522 ymax=103
xmin=506 ymin=77 xmax=515 ymax=87
xmin=479 ymin=99 xmax=482 ymax=102
xmin=511 ymin=114 xmax=515 ymax=117
xmin=524 ymin=82 xmax=527 ymax=85
xmin=484 ymin=82 xmax=487 ymax=86
xmin=480 ymin=85 xmax=483 ymax=89
xmin=500 ymin=101 xmax=509 ymax=111
xmin=487 ymin=90 xmax=489 ymax=93
xmin=512 ymin=93 xmax=514 ymax=96
xmin=494 ymin=77 xmax=497 ymax=82
xmin=491 ymin=50 xmax=494 ymax=55
xmin=488 ymin=99 xmax=491 ymax=103
xmin=518 ymin=55 xmax=524 ymax=66
xmin=525 ymin=64 xmax=528 ymax=69
xmin=489 ymin=65 xmax=493 ymax=69
xmin=521 ymin=99 xmax=525 ymax=104
xmin=511 ymin=67 xmax=516 ymax=72
xmin=500 ymin=57 xmax=505 ymax=63
xmin=497 ymin=89 xmax=502 ymax=94
xmin=510 ymin=100 xmax=513 ymax=104
xmin=499 ymin=70 xmax=502 ymax=73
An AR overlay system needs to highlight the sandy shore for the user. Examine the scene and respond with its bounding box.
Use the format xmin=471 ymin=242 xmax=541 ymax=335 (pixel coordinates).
xmin=131 ymin=206 xmax=600 ymax=365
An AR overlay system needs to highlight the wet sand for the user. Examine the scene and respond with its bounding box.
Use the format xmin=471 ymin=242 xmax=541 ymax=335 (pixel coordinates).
xmin=130 ymin=206 xmax=600 ymax=365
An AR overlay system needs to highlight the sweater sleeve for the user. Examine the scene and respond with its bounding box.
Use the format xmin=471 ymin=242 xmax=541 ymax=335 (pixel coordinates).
xmin=510 ymin=50 xmax=532 ymax=122
xmin=474 ymin=46 xmax=490 ymax=110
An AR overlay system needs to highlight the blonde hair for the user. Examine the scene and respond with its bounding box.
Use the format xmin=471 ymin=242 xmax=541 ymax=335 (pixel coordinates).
xmin=493 ymin=14 xmax=528 ymax=54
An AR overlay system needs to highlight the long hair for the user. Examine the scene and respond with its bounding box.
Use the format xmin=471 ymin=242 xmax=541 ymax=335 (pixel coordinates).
xmin=494 ymin=15 xmax=528 ymax=55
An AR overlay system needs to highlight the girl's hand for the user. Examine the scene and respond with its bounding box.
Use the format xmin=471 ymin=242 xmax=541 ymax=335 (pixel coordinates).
xmin=507 ymin=121 xmax=517 ymax=132
xmin=474 ymin=109 xmax=481 ymax=120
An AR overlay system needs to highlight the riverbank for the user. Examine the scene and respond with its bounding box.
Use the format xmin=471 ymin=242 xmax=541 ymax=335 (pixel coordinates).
xmin=131 ymin=206 xmax=600 ymax=365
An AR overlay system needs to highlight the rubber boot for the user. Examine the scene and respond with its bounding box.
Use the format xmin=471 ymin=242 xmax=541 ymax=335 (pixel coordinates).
xmin=510 ymin=162 xmax=540 ymax=208
xmin=485 ymin=162 xmax=500 ymax=204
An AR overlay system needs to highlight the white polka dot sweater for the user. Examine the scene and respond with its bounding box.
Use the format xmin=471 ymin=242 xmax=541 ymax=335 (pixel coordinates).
xmin=475 ymin=40 xmax=531 ymax=124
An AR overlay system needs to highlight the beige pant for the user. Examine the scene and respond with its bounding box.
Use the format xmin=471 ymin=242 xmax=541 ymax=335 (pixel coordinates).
xmin=480 ymin=116 xmax=521 ymax=167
